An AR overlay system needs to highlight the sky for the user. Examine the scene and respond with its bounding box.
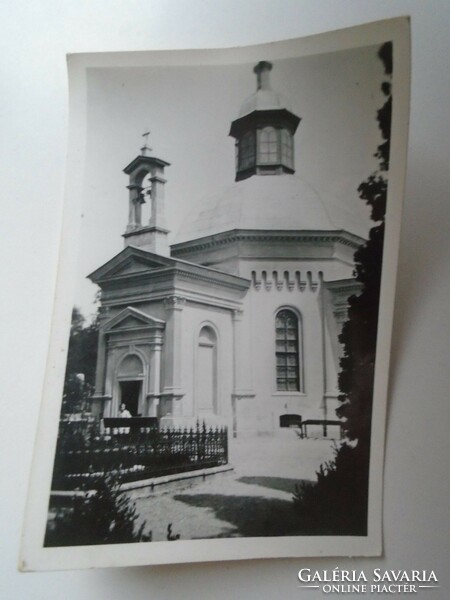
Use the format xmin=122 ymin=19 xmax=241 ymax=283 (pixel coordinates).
xmin=74 ymin=43 xmax=385 ymax=317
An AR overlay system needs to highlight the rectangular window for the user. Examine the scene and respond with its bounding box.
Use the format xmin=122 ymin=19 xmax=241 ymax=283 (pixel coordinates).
xmin=280 ymin=129 xmax=293 ymax=169
xmin=239 ymin=131 xmax=256 ymax=170
xmin=259 ymin=127 xmax=279 ymax=164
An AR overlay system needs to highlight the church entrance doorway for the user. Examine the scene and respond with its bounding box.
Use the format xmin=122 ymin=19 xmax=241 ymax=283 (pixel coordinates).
xmin=120 ymin=381 xmax=141 ymax=416
xmin=116 ymin=353 xmax=145 ymax=417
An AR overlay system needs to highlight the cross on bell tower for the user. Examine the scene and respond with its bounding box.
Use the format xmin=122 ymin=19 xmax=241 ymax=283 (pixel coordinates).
xmin=122 ymin=131 xmax=171 ymax=256
xmin=141 ymin=128 xmax=152 ymax=156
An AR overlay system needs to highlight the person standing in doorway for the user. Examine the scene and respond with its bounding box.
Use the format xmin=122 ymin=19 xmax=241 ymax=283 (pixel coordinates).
xmin=118 ymin=403 xmax=132 ymax=433
xmin=119 ymin=403 xmax=132 ymax=418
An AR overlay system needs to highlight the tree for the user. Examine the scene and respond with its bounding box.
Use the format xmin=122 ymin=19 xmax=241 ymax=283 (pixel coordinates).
xmin=293 ymin=43 xmax=392 ymax=534
xmin=61 ymin=304 xmax=99 ymax=414
xmin=337 ymin=41 xmax=392 ymax=451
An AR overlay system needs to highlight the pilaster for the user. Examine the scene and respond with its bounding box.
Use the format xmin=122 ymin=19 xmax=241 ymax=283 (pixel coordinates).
xmin=146 ymin=335 xmax=164 ymax=417
xmin=231 ymin=307 xmax=255 ymax=437
xmin=160 ymin=296 xmax=186 ymax=416
xmin=94 ymin=330 xmax=107 ymax=396
xmin=149 ymin=172 xmax=167 ymax=229
xmin=126 ymin=184 xmax=143 ymax=233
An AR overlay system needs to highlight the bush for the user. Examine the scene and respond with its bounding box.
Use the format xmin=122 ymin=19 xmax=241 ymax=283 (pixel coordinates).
xmin=293 ymin=443 xmax=368 ymax=535
xmin=45 ymin=471 xmax=152 ymax=546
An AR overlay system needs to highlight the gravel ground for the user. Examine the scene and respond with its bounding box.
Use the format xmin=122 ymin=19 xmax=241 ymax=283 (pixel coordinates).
xmin=130 ymin=430 xmax=336 ymax=541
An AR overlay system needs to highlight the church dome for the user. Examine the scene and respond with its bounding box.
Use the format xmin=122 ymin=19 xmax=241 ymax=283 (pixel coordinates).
xmin=175 ymin=174 xmax=336 ymax=243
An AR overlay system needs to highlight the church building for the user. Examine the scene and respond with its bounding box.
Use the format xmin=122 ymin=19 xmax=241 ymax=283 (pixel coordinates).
xmin=88 ymin=61 xmax=363 ymax=436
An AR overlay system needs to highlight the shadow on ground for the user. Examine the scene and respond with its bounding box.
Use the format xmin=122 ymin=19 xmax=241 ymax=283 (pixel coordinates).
xmin=237 ymin=475 xmax=312 ymax=495
xmin=173 ymin=490 xmax=311 ymax=538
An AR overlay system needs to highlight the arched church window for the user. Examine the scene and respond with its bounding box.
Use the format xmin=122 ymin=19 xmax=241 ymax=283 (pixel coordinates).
xmin=280 ymin=129 xmax=293 ymax=169
xmin=196 ymin=326 xmax=218 ymax=415
xmin=239 ymin=131 xmax=256 ymax=170
xmin=275 ymin=309 xmax=301 ymax=391
xmin=259 ymin=126 xmax=278 ymax=164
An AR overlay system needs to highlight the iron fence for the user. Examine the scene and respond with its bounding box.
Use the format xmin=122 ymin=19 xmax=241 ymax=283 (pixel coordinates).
xmin=52 ymin=421 xmax=228 ymax=490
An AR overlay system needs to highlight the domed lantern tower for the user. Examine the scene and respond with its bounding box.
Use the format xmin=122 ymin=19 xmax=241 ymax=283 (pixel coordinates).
xmin=229 ymin=61 xmax=301 ymax=181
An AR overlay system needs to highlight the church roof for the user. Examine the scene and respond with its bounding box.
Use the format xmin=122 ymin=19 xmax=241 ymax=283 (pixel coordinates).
xmin=175 ymin=174 xmax=337 ymax=243
xmin=238 ymin=88 xmax=292 ymax=118
xmin=237 ymin=60 xmax=293 ymax=119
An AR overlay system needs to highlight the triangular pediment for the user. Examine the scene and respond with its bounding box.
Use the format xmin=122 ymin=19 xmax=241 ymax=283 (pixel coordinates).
xmin=88 ymin=246 xmax=175 ymax=283
xmin=104 ymin=307 xmax=165 ymax=332
xmin=113 ymin=315 xmax=146 ymax=330
xmin=106 ymin=256 xmax=166 ymax=278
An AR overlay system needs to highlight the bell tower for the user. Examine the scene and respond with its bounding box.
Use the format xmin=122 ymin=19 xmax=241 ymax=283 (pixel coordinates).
xmin=122 ymin=131 xmax=171 ymax=256
xmin=229 ymin=61 xmax=301 ymax=182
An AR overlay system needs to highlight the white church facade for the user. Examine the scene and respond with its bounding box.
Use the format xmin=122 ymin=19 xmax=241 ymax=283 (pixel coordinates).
xmin=88 ymin=61 xmax=363 ymax=436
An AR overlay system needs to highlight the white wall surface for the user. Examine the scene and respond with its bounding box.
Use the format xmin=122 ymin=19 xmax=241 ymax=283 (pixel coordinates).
xmin=1 ymin=1 xmax=449 ymax=598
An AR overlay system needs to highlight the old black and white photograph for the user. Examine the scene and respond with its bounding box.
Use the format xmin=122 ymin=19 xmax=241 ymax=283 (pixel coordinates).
xmin=20 ymin=19 xmax=410 ymax=569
